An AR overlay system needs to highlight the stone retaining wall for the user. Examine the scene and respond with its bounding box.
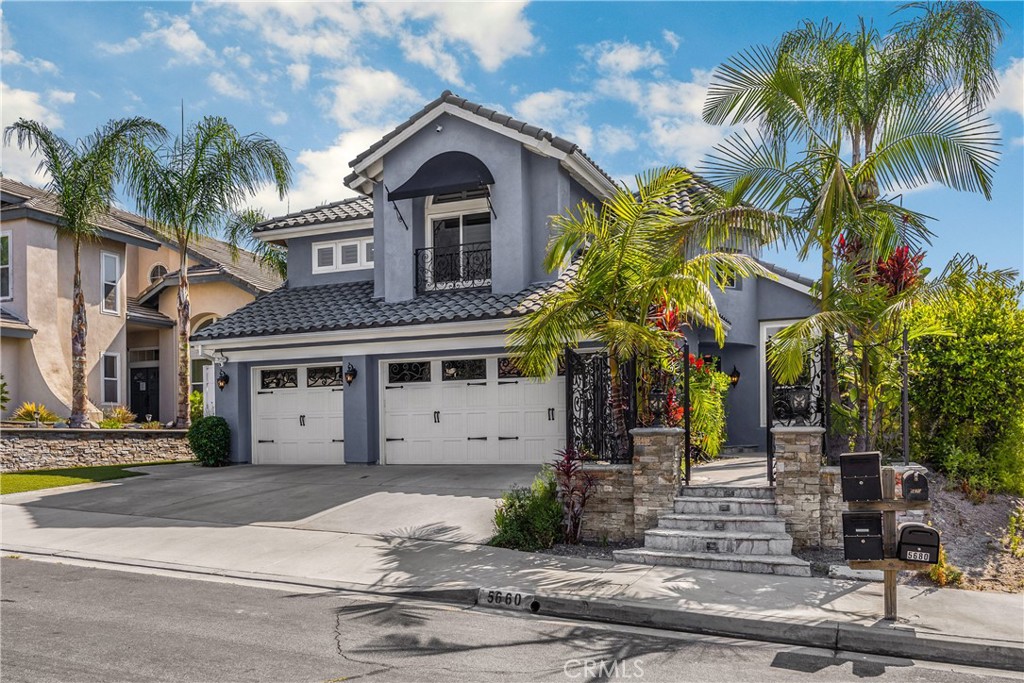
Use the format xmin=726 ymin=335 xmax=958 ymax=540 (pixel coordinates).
xmin=773 ymin=426 xmax=825 ymax=549
xmin=1 ymin=429 xmax=193 ymax=472
xmin=581 ymin=463 xmax=634 ymax=542
xmin=819 ymin=466 xmax=847 ymax=549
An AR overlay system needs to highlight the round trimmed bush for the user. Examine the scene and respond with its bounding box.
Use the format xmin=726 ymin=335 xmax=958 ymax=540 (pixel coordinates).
xmin=188 ymin=416 xmax=231 ymax=467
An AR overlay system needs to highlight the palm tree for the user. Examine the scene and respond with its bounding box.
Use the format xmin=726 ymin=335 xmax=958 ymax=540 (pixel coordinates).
xmin=702 ymin=1 xmax=1004 ymax=303
xmin=129 ymin=117 xmax=292 ymax=427
xmin=508 ymin=167 xmax=777 ymax=455
xmin=225 ymin=208 xmax=287 ymax=279
xmin=3 ymin=117 xmax=166 ymax=427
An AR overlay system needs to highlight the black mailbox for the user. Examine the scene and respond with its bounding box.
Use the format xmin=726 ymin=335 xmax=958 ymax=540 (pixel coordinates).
xmin=840 ymin=452 xmax=883 ymax=501
xmin=897 ymin=523 xmax=940 ymax=564
xmin=902 ymin=471 xmax=929 ymax=501
xmin=842 ymin=512 xmax=884 ymax=561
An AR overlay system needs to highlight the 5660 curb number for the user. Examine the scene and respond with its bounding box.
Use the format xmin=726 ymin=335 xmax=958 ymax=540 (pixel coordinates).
xmin=478 ymin=588 xmax=534 ymax=611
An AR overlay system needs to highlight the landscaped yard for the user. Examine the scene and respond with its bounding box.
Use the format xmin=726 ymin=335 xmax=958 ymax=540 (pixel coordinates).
xmin=0 ymin=462 xmax=183 ymax=495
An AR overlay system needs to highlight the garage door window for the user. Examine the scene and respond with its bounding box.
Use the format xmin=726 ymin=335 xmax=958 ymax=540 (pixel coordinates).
xmin=497 ymin=356 xmax=567 ymax=378
xmin=307 ymin=366 xmax=344 ymax=387
xmin=261 ymin=368 xmax=298 ymax=389
xmin=442 ymin=358 xmax=486 ymax=381
xmin=388 ymin=361 xmax=431 ymax=384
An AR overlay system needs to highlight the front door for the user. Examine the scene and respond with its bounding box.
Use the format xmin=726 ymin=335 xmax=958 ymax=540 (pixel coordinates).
xmin=130 ymin=367 xmax=159 ymax=422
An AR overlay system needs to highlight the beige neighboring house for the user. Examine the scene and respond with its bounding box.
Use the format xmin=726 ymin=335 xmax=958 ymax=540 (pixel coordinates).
xmin=0 ymin=177 xmax=283 ymax=423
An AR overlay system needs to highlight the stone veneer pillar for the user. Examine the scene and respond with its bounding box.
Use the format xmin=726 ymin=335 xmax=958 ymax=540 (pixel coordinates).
xmin=630 ymin=427 xmax=684 ymax=541
xmin=772 ymin=426 xmax=825 ymax=549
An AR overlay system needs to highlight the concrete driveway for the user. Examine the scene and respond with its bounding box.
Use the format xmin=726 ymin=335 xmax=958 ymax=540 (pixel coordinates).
xmin=1 ymin=463 xmax=539 ymax=544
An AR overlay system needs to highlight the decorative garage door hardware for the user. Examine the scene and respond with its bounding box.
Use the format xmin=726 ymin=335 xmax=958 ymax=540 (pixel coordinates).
xmin=387 ymin=438 xmax=405 ymax=442
xmin=498 ymin=380 xmax=519 ymax=385
xmin=499 ymin=436 xmax=519 ymax=441
xmin=468 ymin=437 xmax=488 ymax=441
xmin=332 ymin=439 xmax=344 ymax=443
xmin=548 ymin=408 xmax=556 ymax=421
xmin=433 ymin=411 xmax=440 ymax=423
xmin=384 ymin=385 xmax=405 ymax=390
xmin=258 ymin=439 xmax=275 ymax=443
xmin=299 ymin=415 xmax=305 ymax=426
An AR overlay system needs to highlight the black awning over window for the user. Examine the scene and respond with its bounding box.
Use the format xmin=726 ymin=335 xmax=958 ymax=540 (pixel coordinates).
xmin=387 ymin=151 xmax=495 ymax=201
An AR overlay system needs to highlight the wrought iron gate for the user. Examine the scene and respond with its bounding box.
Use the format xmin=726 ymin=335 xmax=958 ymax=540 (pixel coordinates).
xmin=765 ymin=339 xmax=832 ymax=483
xmin=565 ymin=349 xmax=636 ymax=463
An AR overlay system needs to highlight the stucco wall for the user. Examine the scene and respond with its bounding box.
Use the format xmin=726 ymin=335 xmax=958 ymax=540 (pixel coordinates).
xmin=286 ymin=228 xmax=374 ymax=287
xmin=0 ymin=428 xmax=193 ymax=471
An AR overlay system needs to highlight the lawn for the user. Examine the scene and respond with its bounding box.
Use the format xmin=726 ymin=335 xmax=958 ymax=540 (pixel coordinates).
xmin=0 ymin=462 xmax=185 ymax=495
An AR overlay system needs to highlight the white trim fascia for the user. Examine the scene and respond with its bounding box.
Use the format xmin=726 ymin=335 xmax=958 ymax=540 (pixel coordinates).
xmin=563 ymin=151 xmax=617 ymax=199
xmin=253 ymin=218 xmax=374 ymax=243
xmin=761 ymin=272 xmax=813 ymax=296
xmin=223 ymin=332 xmax=511 ymax=364
xmin=198 ymin=317 xmax=513 ymax=352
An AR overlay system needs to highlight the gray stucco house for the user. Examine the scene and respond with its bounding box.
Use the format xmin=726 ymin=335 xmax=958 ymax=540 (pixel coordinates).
xmin=193 ymin=91 xmax=816 ymax=465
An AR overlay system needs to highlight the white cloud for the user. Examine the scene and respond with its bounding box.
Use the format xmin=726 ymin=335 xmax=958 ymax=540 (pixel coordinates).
xmin=514 ymin=89 xmax=593 ymax=149
xmin=286 ymin=63 xmax=310 ymax=90
xmin=249 ymin=127 xmax=391 ymax=217
xmin=1 ymin=9 xmax=59 ymax=74
xmin=98 ymin=12 xmax=214 ymax=66
xmin=663 ymin=30 xmax=681 ymax=53
xmin=222 ymin=46 xmax=252 ymax=69
xmin=207 ymin=72 xmax=249 ymax=101
xmin=596 ymin=125 xmax=637 ymax=155
xmin=1012 ymin=136 xmax=1024 ymax=147
xmin=269 ymin=111 xmax=289 ymax=126
xmin=324 ymin=66 xmax=420 ymax=129
xmin=990 ymin=58 xmax=1023 ymax=117
xmin=395 ymin=28 xmax=464 ymax=85
xmin=46 ymin=89 xmax=76 ymax=106
xmin=0 ymin=82 xmax=65 ymax=183
xmin=584 ymin=39 xmax=664 ymax=75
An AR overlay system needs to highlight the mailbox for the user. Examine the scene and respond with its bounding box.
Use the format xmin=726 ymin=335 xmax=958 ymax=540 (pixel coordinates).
xmin=897 ymin=523 xmax=940 ymax=564
xmin=840 ymin=452 xmax=883 ymax=501
xmin=902 ymin=471 xmax=929 ymax=501
xmin=842 ymin=512 xmax=884 ymax=561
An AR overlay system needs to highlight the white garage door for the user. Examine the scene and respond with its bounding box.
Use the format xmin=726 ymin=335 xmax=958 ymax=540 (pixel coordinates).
xmin=252 ymin=365 xmax=345 ymax=464
xmin=383 ymin=356 xmax=565 ymax=465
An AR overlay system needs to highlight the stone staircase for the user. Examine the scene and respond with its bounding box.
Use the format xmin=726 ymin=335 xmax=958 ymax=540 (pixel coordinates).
xmin=613 ymin=485 xmax=812 ymax=577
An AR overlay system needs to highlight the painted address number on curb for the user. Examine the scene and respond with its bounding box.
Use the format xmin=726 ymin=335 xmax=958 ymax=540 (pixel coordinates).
xmin=478 ymin=588 xmax=534 ymax=611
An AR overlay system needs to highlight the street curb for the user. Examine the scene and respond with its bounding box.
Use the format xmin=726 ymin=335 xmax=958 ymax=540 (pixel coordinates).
xmin=527 ymin=591 xmax=1023 ymax=672
xmin=4 ymin=546 xmax=1020 ymax=671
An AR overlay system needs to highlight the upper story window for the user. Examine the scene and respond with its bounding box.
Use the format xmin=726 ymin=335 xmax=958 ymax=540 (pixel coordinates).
xmin=101 ymin=352 xmax=120 ymax=404
xmin=149 ymin=264 xmax=168 ymax=284
xmin=101 ymin=251 xmax=121 ymax=315
xmin=418 ymin=194 xmax=492 ymax=293
xmin=312 ymin=237 xmax=374 ymax=274
xmin=0 ymin=231 xmax=11 ymax=301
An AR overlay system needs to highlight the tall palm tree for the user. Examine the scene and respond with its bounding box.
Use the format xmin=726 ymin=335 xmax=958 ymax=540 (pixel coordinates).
xmin=508 ymin=167 xmax=778 ymax=455
xmin=702 ymin=1 xmax=1004 ymax=303
xmin=129 ymin=117 xmax=292 ymax=428
xmin=4 ymin=117 xmax=166 ymax=427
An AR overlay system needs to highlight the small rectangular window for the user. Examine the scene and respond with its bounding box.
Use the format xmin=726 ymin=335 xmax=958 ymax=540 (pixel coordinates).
xmin=101 ymin=252 xmax=120 ymax=314
xmin=340 ymin=243 xmax=359 ymax=265
xmin=316 ymin=245 xmax=334 ymax=270
xmin=364 ymin=241 xmax=374 ymax=263
xmin=102 ymin=353 xmax=120 ymax=404
xmin=261 ymin=368 xmax=298 ymax=389
xmin=388 ymin=361 xmax=431 ymax=384
xmin=0 ymin=231 xmax=10 ymax=301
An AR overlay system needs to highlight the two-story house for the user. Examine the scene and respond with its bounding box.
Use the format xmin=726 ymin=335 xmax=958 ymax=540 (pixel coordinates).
xmin=0 ymin=177 xmax=282 ymax=424
xmin=193 ymin=91 xmax=816 ymax=465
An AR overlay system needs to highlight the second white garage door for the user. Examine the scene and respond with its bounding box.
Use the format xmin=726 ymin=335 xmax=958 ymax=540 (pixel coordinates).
xmin=383 ymin=356 xmax=565 ymax=465
xmin=252 ymin=364 xmax=345 ymax=465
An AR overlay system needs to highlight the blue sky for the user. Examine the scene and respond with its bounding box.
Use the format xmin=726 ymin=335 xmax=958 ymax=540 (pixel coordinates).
xmin=2 ymin=1 xmax=1022 ymax=279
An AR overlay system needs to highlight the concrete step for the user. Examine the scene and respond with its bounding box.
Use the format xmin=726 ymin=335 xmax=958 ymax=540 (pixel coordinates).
xmin=644 ymin=528 xmax=794 ymax=555
xmin=613 ymin=548 xmax=812 ymax=577
xmin=679 ymin=485 xmax=775 ymax=500
xmin=658 ymin=513 xmax=787 ymax=534
xmin=674 ymin=496 xmax=776 ymax=516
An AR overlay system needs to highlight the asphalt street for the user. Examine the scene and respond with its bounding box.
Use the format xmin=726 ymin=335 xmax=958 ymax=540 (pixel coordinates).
xmin=0 ymin=557 xmax=1015 ymax=683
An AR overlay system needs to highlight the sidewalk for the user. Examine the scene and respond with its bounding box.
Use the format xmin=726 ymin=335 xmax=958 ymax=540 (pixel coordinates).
xmin=2 ymin=482 xmax=1021 ymax=671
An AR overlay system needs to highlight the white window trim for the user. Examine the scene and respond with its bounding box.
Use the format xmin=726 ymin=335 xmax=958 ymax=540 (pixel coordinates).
xmin=101 ymin=352 xmax=121 ymax=405
xmin=311 ymin=237 xmax=374 ymax=274
xmin=148 ymin=263 xmax=168 ymax=284
xmin=100 ymin=251 xmax=121 ymax=315
xmin=0 ymin=230 xmax=12 ymax=302
xmin=759 ymin=319 xmax=805 ymax=428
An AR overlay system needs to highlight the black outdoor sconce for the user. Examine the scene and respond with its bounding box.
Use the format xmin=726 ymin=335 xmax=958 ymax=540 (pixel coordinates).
xmin=216 ymin=370 xmax=229 ymax=391
xmin=649 ymin=387 xmax=667 ymax=427
xmin=344 ymin=363 xmax=358 ymax=385
xmin=729 ymin=365 xmax=741 ymax=387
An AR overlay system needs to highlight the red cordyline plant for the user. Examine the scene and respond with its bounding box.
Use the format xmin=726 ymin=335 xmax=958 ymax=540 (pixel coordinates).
xmin=875 ymin=245 xmax=925 ymax=296
xmin=552 ymin=447 xmax=595 ymax=544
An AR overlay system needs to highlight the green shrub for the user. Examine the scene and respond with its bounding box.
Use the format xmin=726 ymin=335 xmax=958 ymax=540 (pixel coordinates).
xmin=98 ymin=418 xmax=124 ymax=429
xmin=925 ymin=545 xmax=963 ymax=587
xmin=102 ymin=404 xmax=136 ymax=425
xmin=1005 ymin=503 xmax=1024 ymax=559
xmin=187 ymin=416 xmax=230 ymax=467
xmin=491 ymin=467 xmax=563 ymax=551
xmin=0 ymin=374 xmax=9 ymax=412
xmin=141 ymin=421 xmax=163 ymax=430
xmin=189 ymin=390 xmax=205 ymax=423
xmin=908 ymin=267 xmax=1024 ymax=494
xmin=11 ymin=402 xmax=60 ymax=423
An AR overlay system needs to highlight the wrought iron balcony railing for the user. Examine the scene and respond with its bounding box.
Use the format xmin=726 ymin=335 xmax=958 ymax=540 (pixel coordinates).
xmin=415 ymin=242 xmax=492 ymax=293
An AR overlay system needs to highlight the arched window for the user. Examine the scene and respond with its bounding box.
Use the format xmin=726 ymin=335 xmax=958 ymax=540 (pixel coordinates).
xmin=149 ymin=264 xmax=168 ymax=284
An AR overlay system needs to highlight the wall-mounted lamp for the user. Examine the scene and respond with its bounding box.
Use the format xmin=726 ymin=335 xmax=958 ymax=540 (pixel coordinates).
xmin=217 ymin=370 xmax=230 ymax=391
xmin=344 ymin=363 xmax=358 ymax=385
xmin=729 ymin=365 xmax=741 ymax=387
